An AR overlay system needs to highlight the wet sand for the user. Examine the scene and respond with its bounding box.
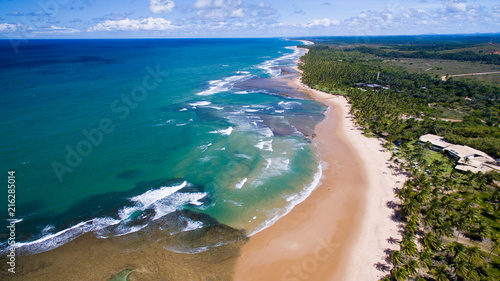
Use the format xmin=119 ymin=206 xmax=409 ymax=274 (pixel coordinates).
xmin=234 ymin=57 xmax=404 ymax=280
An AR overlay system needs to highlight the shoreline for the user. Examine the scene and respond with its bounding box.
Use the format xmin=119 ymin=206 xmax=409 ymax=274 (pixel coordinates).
xmin=234 ymin=50 xmax=404 ymax=280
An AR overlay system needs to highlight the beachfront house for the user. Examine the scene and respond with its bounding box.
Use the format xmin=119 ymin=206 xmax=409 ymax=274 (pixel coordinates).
xmin=418 ymin=134 xmax=500 ymax=174
xmin=418 ymin=134 xmax=450 ymax=152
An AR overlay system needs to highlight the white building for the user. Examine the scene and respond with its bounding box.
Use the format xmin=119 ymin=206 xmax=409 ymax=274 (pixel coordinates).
xmin=418 ymin=134 xmax=499 ymax=174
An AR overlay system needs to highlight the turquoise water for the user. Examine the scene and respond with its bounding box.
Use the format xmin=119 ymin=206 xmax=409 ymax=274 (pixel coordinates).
xmin=0 ymin=39 xmax=324 ymax=254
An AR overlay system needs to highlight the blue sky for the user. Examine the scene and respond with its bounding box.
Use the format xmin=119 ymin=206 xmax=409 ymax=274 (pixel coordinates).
xmin=0 ymin=0 xmax=499 ymax=38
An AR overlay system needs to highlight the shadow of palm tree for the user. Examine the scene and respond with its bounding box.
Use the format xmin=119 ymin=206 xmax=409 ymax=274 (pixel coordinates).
xmin=374 ymin=262 xmax=391 ymax=272
xmin=387 ymin=237 xmax=399 ymax=244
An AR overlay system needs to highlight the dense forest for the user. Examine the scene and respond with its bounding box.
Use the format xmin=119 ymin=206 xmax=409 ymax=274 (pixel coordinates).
xmin=343 ymin=46 xmax=500 ymax=65
xmin=298 ymin=39 xmax=500 ymax=280
xmin=299 ymin=45 xmax=500 ymax=159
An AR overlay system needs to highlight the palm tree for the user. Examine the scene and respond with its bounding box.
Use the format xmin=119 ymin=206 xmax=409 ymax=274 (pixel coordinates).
xmin=401 ymin=238 xmax=418 ymax=258
xmin=474 ymin=220 xmax=491 ymax=241
xmin=453 ymin=215 xmax=468 ymax=242
xmin=431 ymin=265 xmax=451 ymax=281
xmin=391 ymin=266 xmax=408 ymax=281
xmin=452 ymin=259 xmax=470 ymax=280
xmin=420 ymin=232 xmax=442 ymax=251
xmin=418 ymin=248 xmax=433 ymax=275
xmin=488 ymin=234 xmax=500 ymax=260
xmin=447 ymin=241 xmax=466 ymax=262
xmin=440 ymin=195 xmax=455 ymax=215
xmin=402 ymin=198 xmax=420 ymax=217
xmin=464 ymin=246 xmax=482 ymax=264
xmin=405 ymin=219 xmax=418 ymax=236
xmin=474 ymin=172 xmax=487 ymax=191
xmin=405 ymin=259 xmax=419 ymax=278
xmin=390 ymin=250 xmax=404 ymax=266
xmin=434 ymin=221 xmax=454 ymax=242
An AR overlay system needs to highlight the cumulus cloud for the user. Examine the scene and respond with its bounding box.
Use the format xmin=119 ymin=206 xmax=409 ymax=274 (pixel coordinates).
xmin=302 ymin=18 xmax=337 ymax=28
xmin=443 ymin=0 xmax=467 ymax=13
xmin=0 ymin=23 xmax=18 ymax=32
xmin=88 ymin=17 xmax=178 ymax=31
xmin=192 ymin=0 xmax=277 ymax=25
xmin=231 ymin=8 xmax=245 ymax=17
xmin=149 ymin=0 xmax=175 ymax=14
xmin=194 ymin=0 xmax=213 ymax=9
xmin=193 ymin=0 xmax=242 ymax=9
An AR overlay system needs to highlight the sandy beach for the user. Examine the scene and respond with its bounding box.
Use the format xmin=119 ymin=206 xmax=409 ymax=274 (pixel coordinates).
xmin=234 ymin=57 xmax=404 ymax=280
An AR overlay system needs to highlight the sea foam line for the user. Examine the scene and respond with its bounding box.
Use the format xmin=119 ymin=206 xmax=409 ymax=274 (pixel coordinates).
xmin=248 ymin=163 xmax=322 ymax=237
xmin=7 ymin=181 xmax=208 ymax=255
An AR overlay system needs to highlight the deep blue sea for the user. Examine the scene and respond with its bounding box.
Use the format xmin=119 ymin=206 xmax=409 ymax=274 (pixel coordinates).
xmin=0 ymin=38 xmax=325 ymax=254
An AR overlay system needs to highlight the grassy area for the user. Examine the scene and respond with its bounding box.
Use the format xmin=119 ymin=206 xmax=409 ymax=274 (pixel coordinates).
xmin=426 ymin=105 xmax=465 ymax=121
xmin=440 ymin=43 xmax=500 ymax=54
xmin=382 ymin=58 xmax=500 ymax=84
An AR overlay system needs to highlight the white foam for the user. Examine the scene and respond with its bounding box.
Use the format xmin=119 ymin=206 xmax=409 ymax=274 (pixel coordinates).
xmin=278 ymin=100 xmax=301 ymax=109
xmin=119 ymin=181 xmax=188 ymax=220
xmin=10 ymin=181 xmax=209 ymax=256
xmin=257 ymin=44 xmax=302 ymax=76
xmin=210 ymin=126 xmax=233 ymax=136
xmin=199 ymin=143 xmax=213 ymax=152
xmin=207 ymin=106 xmax=224 ymax=110
xmin=260 ymin=127 xmax=274 ymax=138
xmin=236 ymin=154 xmax=252 ymax=159
xmin=265 ymin=158 xmax=272 ymax=169
xmin=130 ymin=182 xmax=187 ymax=211
xmin=227 ymin=200 xmax=243 ymax=207
xmin=255 ymin=139 xmax=273 ymax=151
xmin=154 ymin=119 xmax=175 ymax=127
xmin=189 ymin=101 xmax=211 ymax=107
xmin=196 ymin=74 xmax=251 ymax=96
xmin=14 ymin=217 xmax=121 ymax=255
xmin=235 ymin=178 xmax=248 ymax=189
xmin=184 ymin=219 xmax=204 ymax=232
xmin=249 ymin=163 xmax=323 ymax=236
xmin=179 ymin=108 xmax=188 ymax=111
xmin=245 ymin=109 xmax=260 ymax=113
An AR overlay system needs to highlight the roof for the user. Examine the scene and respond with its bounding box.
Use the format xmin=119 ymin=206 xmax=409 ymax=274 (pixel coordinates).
xmin=455 ymin=165 xmax=483 ymax=173
xmin=419 ymin=134 xmax=497 ymax=173
xmin=445 ymin=144 xmax=495 ymax=162
xmin=419 ymin=134 xmax=451 ymax=149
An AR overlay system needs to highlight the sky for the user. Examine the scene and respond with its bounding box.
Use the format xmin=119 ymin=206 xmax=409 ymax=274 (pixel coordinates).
xmin=0 ymin=0 xmax=499 ymax=38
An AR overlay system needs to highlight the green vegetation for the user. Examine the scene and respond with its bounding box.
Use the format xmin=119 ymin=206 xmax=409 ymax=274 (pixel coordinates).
xmin=298 ymin=37 xmax=500 ymax=280
xmin=385 ymin=142 xmax=500 ymax=280
xmin=299 ymin=45 xmax=500 ymax=159
xmin=344 ymin=46 xmax=500 ymax=65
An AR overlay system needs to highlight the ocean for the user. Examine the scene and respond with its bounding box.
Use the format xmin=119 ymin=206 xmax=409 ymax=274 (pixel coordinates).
xmin=0 ymin=38 xmax=325 ymax=255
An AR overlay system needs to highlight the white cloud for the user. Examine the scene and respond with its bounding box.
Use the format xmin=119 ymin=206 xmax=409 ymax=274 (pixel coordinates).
xmin=231 ymin=8 xmax=245 ymax=17
xmin=0 ymin=24 xmax=79 ymax=34
xmin=149 ymin=0 xmax=175 ymax=14
xmin=444 ymin=1 xmax=467 ymax=13
xmin=0 ymin=23 xmax=18 ymax=32
xmin=88 ymin=17 xmax=178 ymax=31
xmin=302 ymin=18 xmax=337 ymax=28
xmin=194 ymin=0 xmax=212 ymax=9
xmin=194 ymin=0 xmax=241 ymax=9
xmin=30 ymin=26 xmax=80 ymax=34
xmin=192 ymin=0 xmax=276 ymax=24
